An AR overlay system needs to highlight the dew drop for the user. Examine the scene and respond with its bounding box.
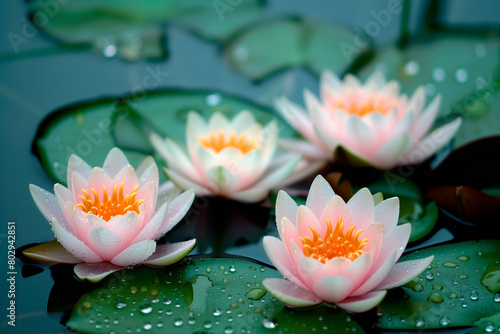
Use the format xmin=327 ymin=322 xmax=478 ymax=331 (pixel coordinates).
xmin=139 ymin=302 xmax=153 ymax=314
xmin=427 ymin=292 xmax=444 ymax=303
xmin=443 ymin=262 xmax=458 ymax=268
xmin=404 ymin=61 xmax=419 ymax=76
xmin=224 ymin=326 xmax=234 ymax=334
xmin=484 ymin=321 xmax=495 ymax=332
xmin=457 ymin=256 xmax=469 ymax=262
xmin=206 ymin=94 xmax=222 ymax=106
xmin=232 ymin=47 xmax=249 ymax=63
xmin=459 ymin=274 xmax=468 ymax=280
xmin=439 ymin=316 xmax=450 ymax=326
xmin=213 ymin=308 xmax=223 ymax=316
xmin=203 ymin=321 xmax=212 ymax=329
xmin=493 ymin=293 xmax=500 ymax=302
xmin=173 ymin=318 xmax=183 ymax=327
xmin=425 ymin=272 xmax=434 ymax=280
xmin=262 ymin=316 xmax=278 ymax=329
xmin=188 ymin=318 xmax=196 ymax=325
xmin=455 ymin=69 xmax=468 ymax=83
xmin=415 ymin=318 xmax=425 ymax=328
xmin=143 ymin=323 xmax=152 ymax=330
xmin=469 ymin=291 xmax=479 ymax=301
xmin=462 ymin=301 xmax=468 ymax=308
xmin=432 ymin=285 xmax=443 ymax=291
xmin=432 ymin=67 xmax=446 ymax=82
xmin=206 ymin=267 xmax=212 ymax=273
xmin=229 ymin=265 xmax=236 ymax=273
xmin=114 ymin=298 xmax=127 ymax=309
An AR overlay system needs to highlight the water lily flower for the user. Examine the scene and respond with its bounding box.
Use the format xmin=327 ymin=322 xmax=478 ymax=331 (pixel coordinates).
xmin=150 ymin=111 xmax=324 ymax=203
xmin=262 ymin=175 xmax=434 ymax=312
xmin=25 ymin=148 xmax=196 ymax=282
xmin=275 ymin=70 xmax=462 ymax=169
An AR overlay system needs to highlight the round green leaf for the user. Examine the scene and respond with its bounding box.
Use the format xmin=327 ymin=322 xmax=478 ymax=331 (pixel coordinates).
xmin=66 ymin=258 xmax=364 ymax=334
xmin=377 ymin=240 xmax=500 ymax=331
xmin=225 ymin=18 xmax=372 ymax=81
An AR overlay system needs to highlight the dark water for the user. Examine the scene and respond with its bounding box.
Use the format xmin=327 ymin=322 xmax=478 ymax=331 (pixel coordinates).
xmin=0 ymin=1 xmax=498 ymax=333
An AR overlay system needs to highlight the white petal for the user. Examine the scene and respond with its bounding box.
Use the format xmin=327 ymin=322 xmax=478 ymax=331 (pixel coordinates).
xmin=342 ymin=115 xmax=378 ymax=152
xmin=74 ymin=263 xmax=123 ymax=283
xmin=30 ymin=184 xmax=71 ymax=232
xmin=136 ymin=156 xmax=159 ymax=187
xmin=402 ymin=117 xmax=462 ymax=165
xmin=375 ymin=256 xmax=434 ymax=290
xmin=86 ymin=226 xmax=126 ymax=261
xmin=279 ymin=138 xmax=328 ymax=160
xmin=407 ymin=86 xmax=426 ymax=116
xmin=231 ymin=110 xmax=257 ymax=132
xmin=144 ymin=239 xmax=196 ymax=266
xmin=347 ymin=188 xmax=375 ymax=229
xmin=155 ymin=188 xmax=195 ymax=238
xmin=306 ymin=175 xmax=336 ymax=217
xmin=276 ymin=190 xmax=299 ymax=230
xmin=365 ymin=71 xmax=387 ymax=91
xmin=313 ymin=275 xmax=354 ymax=303
xmin=67 ymin=154 xmax=92 ymax=190
xmin=208 ymin=112 xmax=231 ymax=132
xmin=132 ymin=203 xmax=168 ymax=244
xmin=351 ymin=251 xmax=396 ymax=297
xmin=374 ymin=197 xmax=400 ymax=232
xmin=102 ymin=147 xmax=130 ymax=179
xmin=263 ymin=278 xmax=322 ymax=308
xmin=164 ymin=167 xmax=211 ymax=196
xmin=111 ymin=239 xmax=156 ymax=266
xmin=253 ymin=154 xmax=300 ymax=189
xmin=275 ymin=159 xmax=326 ymax=189
xmin=372 ymin=132 xmax=411 ymax=169
xmin=50 ymin=217 xmax=102 ymax=263
xmin=206 ymin=165 xmax=241 ymax=193
xmin=321 ymin=70 xmax=343 ymax=96
xmin=274 ymin=97 xmax=320 ymax=146
xmin=336 ymin=290 xmax=387 ymax=313
xmin=410 ymin=94 xmax=441 ymax=142
xmin=230 ymin=188 xmax=269 ymax=202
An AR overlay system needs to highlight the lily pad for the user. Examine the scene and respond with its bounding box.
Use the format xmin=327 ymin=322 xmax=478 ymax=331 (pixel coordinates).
xmin=33 ymin=89 xmax=296 ymax=185
xmin=377 ymin=240 xmax=500 ymax=331
xmin=27 ymin=0 xmax=264 ymax=60
xmin=66 ymin=257 xmax=364 ymax=333
xmin=225 ymin=17 xmax=372 ymax=81
xmin=358 ymin=31 xmax=500 ymax=117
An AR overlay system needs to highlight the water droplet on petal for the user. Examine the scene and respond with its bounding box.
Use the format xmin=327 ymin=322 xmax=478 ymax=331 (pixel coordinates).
xmin=262 ymin=316 xmax=278 ymax=329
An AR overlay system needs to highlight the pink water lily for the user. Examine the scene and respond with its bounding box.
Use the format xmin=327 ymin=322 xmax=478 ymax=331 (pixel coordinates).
xmin=275 ymin=70 xmax=462 ymax=169
xmin=26 ymin=148 xmax=196 ymax=282
xmin=263 ymin=175 xmax=434 ymax=312
xmin=150 ymin=111 xmax=324 ymax=203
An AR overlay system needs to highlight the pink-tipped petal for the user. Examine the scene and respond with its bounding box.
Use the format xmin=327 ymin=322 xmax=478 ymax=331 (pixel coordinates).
xmin=102 ymin=148 xmax=130 ymax=179
xmin=342 ymin=115 xmax=377 ymax=152
xmin=113 ymin=165 xmax=139 ymax=192
xmin=297 ymin=205 xmax=322 ymax=239
xmin=144 ymin=239 xmax=197 ymax=266
xmin=86 ymin=226 xmax=126 ymax=261
xmin=342 ymin=253 xmax=372 ymax=289
xmin=336 ymin=290 xmax=387 ymax=313
xmin=263 ymin=278 xmax=322 ymax=308
xmin=375 ymin=256 xmax=434 ymax=290
xmin=133 ymin=203 xmax=167 ymax=244
xmin=208 ymin=112 xmax=231 ymax=133
xmin=275 ymin=97 xmax=320 ymax=147
xmin=74 ymin=262 xmax=123 ymax=283
xmin=263 ymin=236 xmax=308 ymax=290
xmin=155 ymin=189 xmax=195 ymax=238
xmin=321 ymin=70 xmax=343 ymax=95
xmin=407 ymin=86 xmax=426 ymax=115
xmin=377 ymin=223 xmax=411 ymax=266
xmin=71 ymin=171 xmax=89 ymax=202
xmin=351 ymin=251 xmax=396 ymax=297
xmin=372 ymin=132 xmax=411 ymax=169
xmin=135 ymin=180 xmax=157 ymax=222
xmin=231 ymin=110 xmax=257 ymax=133
xmin=410 ymin=94 xmax=441 ymax=142
xmin=306 ymin=175 xmax=336 ymax=217
xmin=275 ymin=159 xmax=326 ymax=189
xmin=312 ymin=275 xmax=354 ymax=303
xmin=22 ymin=239 xmax=81 ymax=263
xmin=67 ymin=154 xmax=92 ymax=190
xmin=136 ymin=156 xmax=159 ymax=187
xmin=50 ymin=217 xmax=102 ymax=263
xmin=374 ymin=197 xmax=400 ymax=232
xmin=403 ymin=117 xmax=462 ymax=165
xmin=276 ymin=190 xmax=299 ymax=232
xmin=319 ymin=195 xmax=353 ymax=231
xmin=347 ymin=188 xmax=375 ymax=229
xmin=111 ymin=239 xmax=156 ymax=267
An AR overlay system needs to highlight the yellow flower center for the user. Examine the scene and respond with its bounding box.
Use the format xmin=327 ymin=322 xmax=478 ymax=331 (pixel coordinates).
xmin=76 ymin=182 xmax=145 ymax=221
xmin=199 ymin=130 xmax=259 ymax=154
xmin=330 ymin=95 xmax=397 ymax=117
xmin=300 ymin=216 xmax=368 ymax=263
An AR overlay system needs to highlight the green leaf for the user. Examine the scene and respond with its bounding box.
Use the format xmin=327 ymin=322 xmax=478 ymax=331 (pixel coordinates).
xmin=33 ymin=89 xmax=295 ymax=184
xmin=358 ymin=31 xmax=500 ymax=117
xmin=225 ymin=18 xmax=372 ymax=81
xmin=377 ymin=240 xmax=500 ymax=330
xmin=27 ymin=0 xmax=264 ymax=60
xmin=33 ymin=98 xmax=149 ymax=184
xmin=66 ymin=258 xmax=364 ymax=333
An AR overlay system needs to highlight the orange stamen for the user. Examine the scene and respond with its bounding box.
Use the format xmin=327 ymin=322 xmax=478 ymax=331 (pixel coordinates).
xmin=300 ymin=216 xmax=368 ymax=263
xmin=329 ymin=95 xmax=397 ymax=117
xmin=76 ymin=181 xmax=144 ymax=221
xmin=199 ymin=130 xmax=258 ymax=154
